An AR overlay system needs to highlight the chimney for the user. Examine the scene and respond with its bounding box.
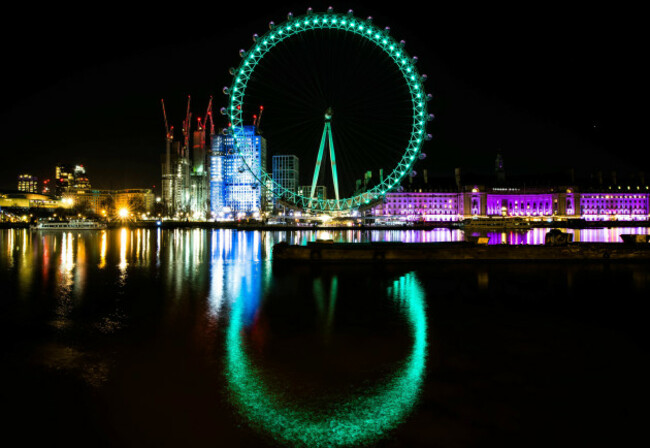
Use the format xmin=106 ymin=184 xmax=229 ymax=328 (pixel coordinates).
xmin=423 ymin=169 xmax=428 ymax=184
xmin=454 ymin=167 xmax=461 ymax=190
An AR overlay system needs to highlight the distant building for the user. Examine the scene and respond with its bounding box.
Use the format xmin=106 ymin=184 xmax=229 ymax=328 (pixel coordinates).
xmin=0 ymin=192 xmax=65 ymax=209
xmin=161 ymin=141 xmax=191 ymax=217
xmin=54 ymin=164 xmax=91 ymax=195
xmin=369 ymin=185 xmax=650 ymax=222
xmin=55 ymin=163 xmax=74 ymax=195
xmin=299 ymin=185 xmax=327 ymax=201
xmin=190 ymin=127 xmax=210 ymax=219
xmin=72 ymin=165 xmax=91 ymax=189
xmin=209 ymin=125 xmax=267 ymax=217
xmin=272 ymin=155 xmax=299 ymax=210
xmin=17 ymin=174 xmax=38 ymax=193
xmin=65 ymin=188 xmax=154 ymax=216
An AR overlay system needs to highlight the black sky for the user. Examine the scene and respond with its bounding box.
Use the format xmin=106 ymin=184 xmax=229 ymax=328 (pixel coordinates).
xmin=0 ymin=1 xmax=645 ymax=191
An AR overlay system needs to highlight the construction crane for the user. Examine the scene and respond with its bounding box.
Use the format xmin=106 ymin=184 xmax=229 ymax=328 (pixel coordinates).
xmin=254 ymin=105 xmax=264 ymax=133
xmin=198 ymin=96 xmax=214 ymax=137
xmin=161 ymin=99 xmax=174 ymax=142
xmin=181 ymin=95 xmax=192 ymax=157
xmin=206 ymin=97 xmax=215 ymax=138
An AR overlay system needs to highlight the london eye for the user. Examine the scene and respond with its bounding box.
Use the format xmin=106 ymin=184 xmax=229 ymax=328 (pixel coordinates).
xmin=222 ymin=7 xmax=433 ymax=213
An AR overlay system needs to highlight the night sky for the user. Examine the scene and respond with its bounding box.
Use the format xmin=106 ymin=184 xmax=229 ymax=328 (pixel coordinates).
xmin=1 ymin=1 xmax=645 ymax=191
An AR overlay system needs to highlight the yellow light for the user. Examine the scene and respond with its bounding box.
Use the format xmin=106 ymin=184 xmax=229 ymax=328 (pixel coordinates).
xmin=118 ymin=208 xmax=129 ymax=219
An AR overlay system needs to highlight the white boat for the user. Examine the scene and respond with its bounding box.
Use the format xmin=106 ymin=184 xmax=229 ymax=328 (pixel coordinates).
xmin=458 ymin=217 xmax=533 ymax=230
xmin=32 ymin=219 xmax=107 ymax=230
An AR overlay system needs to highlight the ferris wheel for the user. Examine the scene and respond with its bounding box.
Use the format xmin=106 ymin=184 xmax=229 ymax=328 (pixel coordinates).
xmin=222 ymin=7 xmax=433 ymax=213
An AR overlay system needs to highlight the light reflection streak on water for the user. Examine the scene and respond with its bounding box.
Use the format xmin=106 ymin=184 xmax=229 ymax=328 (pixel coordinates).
xmin=74 ymin=234 xmax=86 ymax=298
xmin=17 ymin=230 xmax=33 ymax=297
xmin=156 ymin=228 xmax=161 ymax=267
xmin=42 ymin=235 xmax=50 ymax=287
xmin=55 ymin=232 xmax=75 ymax=323
xmin=208 ymin=230 xmax=226 ymax=319
xmin=207 ymin=230 xmax=263 ymax=326
xmin=225 ymin=271 xmax=427 ymax=447
xmin=99 ymin=231 xmax=107 ymax=269
xmin=6 ymin=229 xmax=14 ymax=268
xmin=314 ymin=276 xmax=339 ymax=340
xmin=136 ymin=229 xmax=141 ymax=261
xmin=118 ymin=228 xmax=128 ymax=283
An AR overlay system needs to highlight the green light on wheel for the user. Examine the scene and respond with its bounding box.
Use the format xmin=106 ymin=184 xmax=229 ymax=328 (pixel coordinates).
xmin=227 ymin=10 xmax=430 ymax=213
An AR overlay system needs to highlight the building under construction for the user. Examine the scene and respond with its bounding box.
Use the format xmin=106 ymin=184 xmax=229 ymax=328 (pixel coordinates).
xmin=161 ymin=97 xmax=213 ymax=219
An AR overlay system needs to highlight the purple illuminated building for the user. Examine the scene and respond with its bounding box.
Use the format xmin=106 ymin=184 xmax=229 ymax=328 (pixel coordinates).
xmin=370 ymin=185 xmax=650 ymax=222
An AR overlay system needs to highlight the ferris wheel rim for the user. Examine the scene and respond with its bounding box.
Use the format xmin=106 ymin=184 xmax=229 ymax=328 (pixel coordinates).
xmin=226 ymin=10 xmax=430 ymax=212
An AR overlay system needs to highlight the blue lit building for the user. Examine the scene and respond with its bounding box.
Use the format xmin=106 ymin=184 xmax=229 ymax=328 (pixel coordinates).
xmin=209 ymin=126 xmax=267 ymax=217
xmin=271 ymin=155 xmax=299 ymax=211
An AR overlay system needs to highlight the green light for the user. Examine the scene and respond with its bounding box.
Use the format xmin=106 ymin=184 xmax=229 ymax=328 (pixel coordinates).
xmin=228 ymin=10 xmax=430 ymax=213
xmin=225 ymin=273 xmax=427 ymax=447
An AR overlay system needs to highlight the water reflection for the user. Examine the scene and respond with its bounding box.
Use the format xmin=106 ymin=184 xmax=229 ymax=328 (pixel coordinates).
xmin=207 ymin=230 xmax=265 ymax=327
xmin=1 ymin=227 xmax=648 ymax=446
xmin=225 ymin=271 xmax=427 ymax=447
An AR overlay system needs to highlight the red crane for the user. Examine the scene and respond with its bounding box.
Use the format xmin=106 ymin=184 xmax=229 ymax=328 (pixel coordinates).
xmin=254 ymin=105 xmax=264 ymax=133
xmin=197 ymin=96 xmax=214 ymax=136
xmin=204 ymin=96 xmax=215 ymax=138
xmin=181 ymin=96 xmax=192 ymax=157
xmin=161 ymin=99 xmax=174 ymax=141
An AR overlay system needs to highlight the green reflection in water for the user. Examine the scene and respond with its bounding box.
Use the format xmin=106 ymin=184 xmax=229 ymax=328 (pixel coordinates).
xmin=225 ymin=272 xmax=427 ymax=447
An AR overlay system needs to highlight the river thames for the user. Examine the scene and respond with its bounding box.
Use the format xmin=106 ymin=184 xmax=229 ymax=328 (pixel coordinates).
xmin=1 ymin=227 xmax=649 ymax=447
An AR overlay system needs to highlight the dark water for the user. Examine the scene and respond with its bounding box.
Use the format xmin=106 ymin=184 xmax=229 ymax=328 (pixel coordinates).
xmin=1 ymin=228 xmax=649 ymax=447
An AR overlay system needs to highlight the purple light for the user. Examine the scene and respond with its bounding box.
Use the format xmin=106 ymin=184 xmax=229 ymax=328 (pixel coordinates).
xmin=370 ymin=191 xmax=649 ymax=222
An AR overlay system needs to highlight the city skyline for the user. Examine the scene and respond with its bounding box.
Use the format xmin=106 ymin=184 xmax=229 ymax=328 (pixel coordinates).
xmin=0 ymin=2 xmax=644 ymax=191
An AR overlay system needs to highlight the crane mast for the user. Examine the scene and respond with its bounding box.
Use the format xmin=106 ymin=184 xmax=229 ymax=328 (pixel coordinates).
xmin=181 ymin=96 xmax=192 ymax=158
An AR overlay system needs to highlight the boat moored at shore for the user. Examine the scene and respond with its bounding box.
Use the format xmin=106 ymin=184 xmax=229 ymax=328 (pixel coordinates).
xmin=31 ymin=219 xmax=107 ymax=230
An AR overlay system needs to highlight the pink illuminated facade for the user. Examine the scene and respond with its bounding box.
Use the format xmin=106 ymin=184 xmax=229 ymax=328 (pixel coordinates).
xmin=370 ymin=186 xmax=650 ymax=222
